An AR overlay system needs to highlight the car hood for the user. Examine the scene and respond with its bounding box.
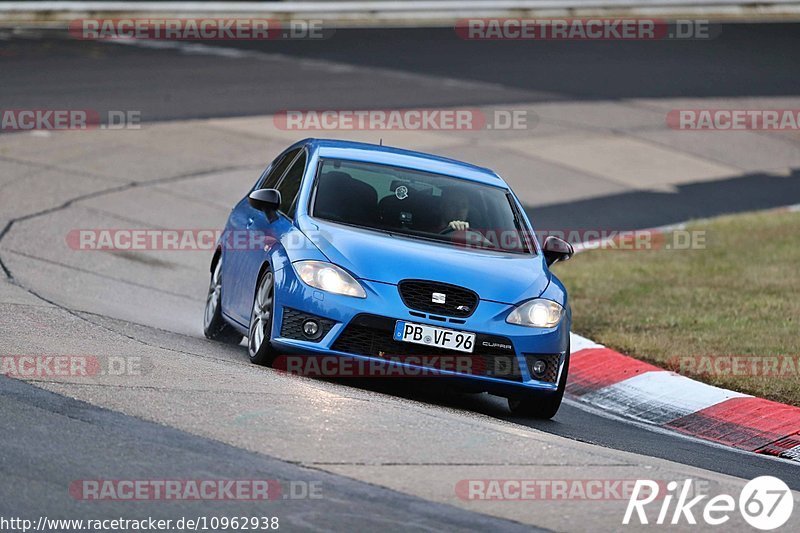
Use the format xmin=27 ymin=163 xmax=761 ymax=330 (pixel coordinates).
xmin=300 ymin=217 xmax=549 ymax=304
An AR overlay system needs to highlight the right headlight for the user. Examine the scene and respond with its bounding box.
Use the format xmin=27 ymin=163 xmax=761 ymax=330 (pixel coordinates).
xmin=293 ymin=260 xmax=366 ymax=298
xmin=506 ymin=299 xmax=564 ymax=328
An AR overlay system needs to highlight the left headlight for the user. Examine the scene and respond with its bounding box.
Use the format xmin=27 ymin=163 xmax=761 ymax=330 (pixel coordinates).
xmin=506 ymin=299 xmax=564 ymax=328
xmin=293 ymin=260 xmax=366 ymax=298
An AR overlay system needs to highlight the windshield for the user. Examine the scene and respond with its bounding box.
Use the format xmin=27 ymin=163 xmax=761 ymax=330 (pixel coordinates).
xmin=311 ymin=158 xmax=534 ymax=254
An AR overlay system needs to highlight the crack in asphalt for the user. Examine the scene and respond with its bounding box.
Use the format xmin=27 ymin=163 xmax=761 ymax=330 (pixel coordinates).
xmin=0 ymin=220 xmax=17 ymax=278
xmin=5 ymin=249 xmax=200 ymax=300
xmin=0 ymin=160 xmax=255 ymax=279
xmin=0 ymin=163 xmax=261 ymax=363
xmin=0 ymin=159 xmax=261 ymax=288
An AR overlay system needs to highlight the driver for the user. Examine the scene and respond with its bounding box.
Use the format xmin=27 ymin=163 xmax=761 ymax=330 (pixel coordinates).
xmin=436 ymin=187 xmax=471 ymax=232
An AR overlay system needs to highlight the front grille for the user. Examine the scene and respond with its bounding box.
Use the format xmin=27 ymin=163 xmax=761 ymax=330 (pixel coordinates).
xmin=331 ymin=314 xmax=521 ymax=381
xmin=280 ymin=307 xmax=335 ymax=342
xmin=524 ymin=354 xmax=562 ymax=383
xmin=398 ymin=279 xmax=478 ymax=318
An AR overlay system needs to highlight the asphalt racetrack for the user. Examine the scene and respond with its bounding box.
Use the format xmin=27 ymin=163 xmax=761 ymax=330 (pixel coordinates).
xmin=1 ymin=23 xmax=800 ymax=530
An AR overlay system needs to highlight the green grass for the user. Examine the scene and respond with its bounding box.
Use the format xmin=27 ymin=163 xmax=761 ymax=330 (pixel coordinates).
xmin=554 ymin=209 xmax=800 ymax=406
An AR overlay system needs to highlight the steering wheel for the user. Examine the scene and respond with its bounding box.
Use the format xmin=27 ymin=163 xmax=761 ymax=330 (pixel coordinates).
xmin=439 ymin=226 xmax=493 ymax=248
xmin=438 ymin=225 xmax=458 ymax=235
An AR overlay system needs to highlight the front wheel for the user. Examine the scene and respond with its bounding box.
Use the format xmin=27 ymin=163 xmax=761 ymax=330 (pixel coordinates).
xmin=508 ymin=342 xmax=570 ymax=419
xmin=248 ymin=269 xmax=278 ymax=366
xmin=203 ymin=259 xmax=244 ymax=344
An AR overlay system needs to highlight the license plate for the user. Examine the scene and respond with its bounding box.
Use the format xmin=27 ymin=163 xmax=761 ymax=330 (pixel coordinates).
xmin=393 ymin=321 xmax=475 ymax=353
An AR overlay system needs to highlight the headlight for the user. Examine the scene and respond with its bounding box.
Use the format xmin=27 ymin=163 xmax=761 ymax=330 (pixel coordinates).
xmin=506 ymin=299 xmax=564 ymax=328
xmin=293 ymin=260 xmax=366 ymax=298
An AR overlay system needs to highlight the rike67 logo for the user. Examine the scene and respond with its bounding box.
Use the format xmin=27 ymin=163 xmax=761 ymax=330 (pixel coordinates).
xmin=624 ymin=476 xmax=793 ymax=529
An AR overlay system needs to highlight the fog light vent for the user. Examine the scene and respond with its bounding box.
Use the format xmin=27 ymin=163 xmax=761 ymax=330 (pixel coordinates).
xmin=523 ymin=354 xmax=562 ymax=383
xmin=280 ymin=308 xmax=335 ymax=343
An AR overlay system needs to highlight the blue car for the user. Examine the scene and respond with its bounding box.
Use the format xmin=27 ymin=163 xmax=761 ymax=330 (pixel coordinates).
xmin=204 ymin=139 xmax=574 ymax=418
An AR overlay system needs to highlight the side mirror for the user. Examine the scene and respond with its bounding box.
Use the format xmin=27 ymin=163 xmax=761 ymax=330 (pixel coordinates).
xmin=542 ymin=236 xmax=574 ymax=266
xmin=248 ymin=189 xmax=281 ymax=214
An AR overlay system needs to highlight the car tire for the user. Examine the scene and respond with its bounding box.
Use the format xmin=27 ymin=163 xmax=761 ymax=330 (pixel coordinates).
xmin=203 ymin=258 xmax=244 ymax=344
xmin=507 ymin=341 xmax=570 ymax=419
xmin=248 ymin=268 xmax=278 ymax=366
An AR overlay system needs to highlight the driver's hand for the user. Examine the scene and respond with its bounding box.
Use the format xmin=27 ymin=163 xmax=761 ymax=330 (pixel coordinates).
xmin=448 ymin=220 xmax=470 ymax=231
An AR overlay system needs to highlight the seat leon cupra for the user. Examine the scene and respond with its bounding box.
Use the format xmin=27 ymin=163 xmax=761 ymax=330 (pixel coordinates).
xmin=204 ymin=139 xmax=574 ymax=418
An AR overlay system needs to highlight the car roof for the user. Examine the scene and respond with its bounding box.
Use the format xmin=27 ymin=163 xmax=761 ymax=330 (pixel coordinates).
xmin=299 ymin=138 xmax=507 ymax=188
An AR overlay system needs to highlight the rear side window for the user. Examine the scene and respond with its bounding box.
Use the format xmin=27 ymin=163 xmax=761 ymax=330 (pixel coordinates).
xmin=276 ymin=151 xmax=307 ymax=217
xmin=259 ymin=148 xmax=301 ymax=189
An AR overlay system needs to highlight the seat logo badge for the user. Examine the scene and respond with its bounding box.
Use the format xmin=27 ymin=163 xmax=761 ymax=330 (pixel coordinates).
xmin=432 ymin=292 xmax=446 ymax=304
xmin=395 ymin=185 xmax=409 ymax=200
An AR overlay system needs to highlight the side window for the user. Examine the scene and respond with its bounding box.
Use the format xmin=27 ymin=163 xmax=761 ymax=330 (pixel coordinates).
xmin=259 ymin=148 xmax=301 ymax=190
xmin=276 ymin=150 xmax=307 ymax=216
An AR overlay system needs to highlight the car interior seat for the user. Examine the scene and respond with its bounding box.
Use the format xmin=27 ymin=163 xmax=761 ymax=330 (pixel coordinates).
xmin=314 ymin=171 xmax=379 ymax=225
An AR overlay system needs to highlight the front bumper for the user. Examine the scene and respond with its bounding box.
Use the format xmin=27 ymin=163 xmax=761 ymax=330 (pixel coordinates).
xmin=268 ymin=265 xmax=570 ymax=395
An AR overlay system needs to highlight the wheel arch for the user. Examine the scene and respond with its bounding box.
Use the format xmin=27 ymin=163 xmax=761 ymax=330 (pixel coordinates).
xmin=210 ymin=246 xmax=222 ymax=274
xmin=250 ymin=261 xmax=275 ymax=320
xmin=252 ymin=261 xmax=273 ymax=303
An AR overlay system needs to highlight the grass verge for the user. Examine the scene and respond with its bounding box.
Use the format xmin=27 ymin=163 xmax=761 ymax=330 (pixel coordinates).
xmin=553 ymin=209 xmax=800 ymax=406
